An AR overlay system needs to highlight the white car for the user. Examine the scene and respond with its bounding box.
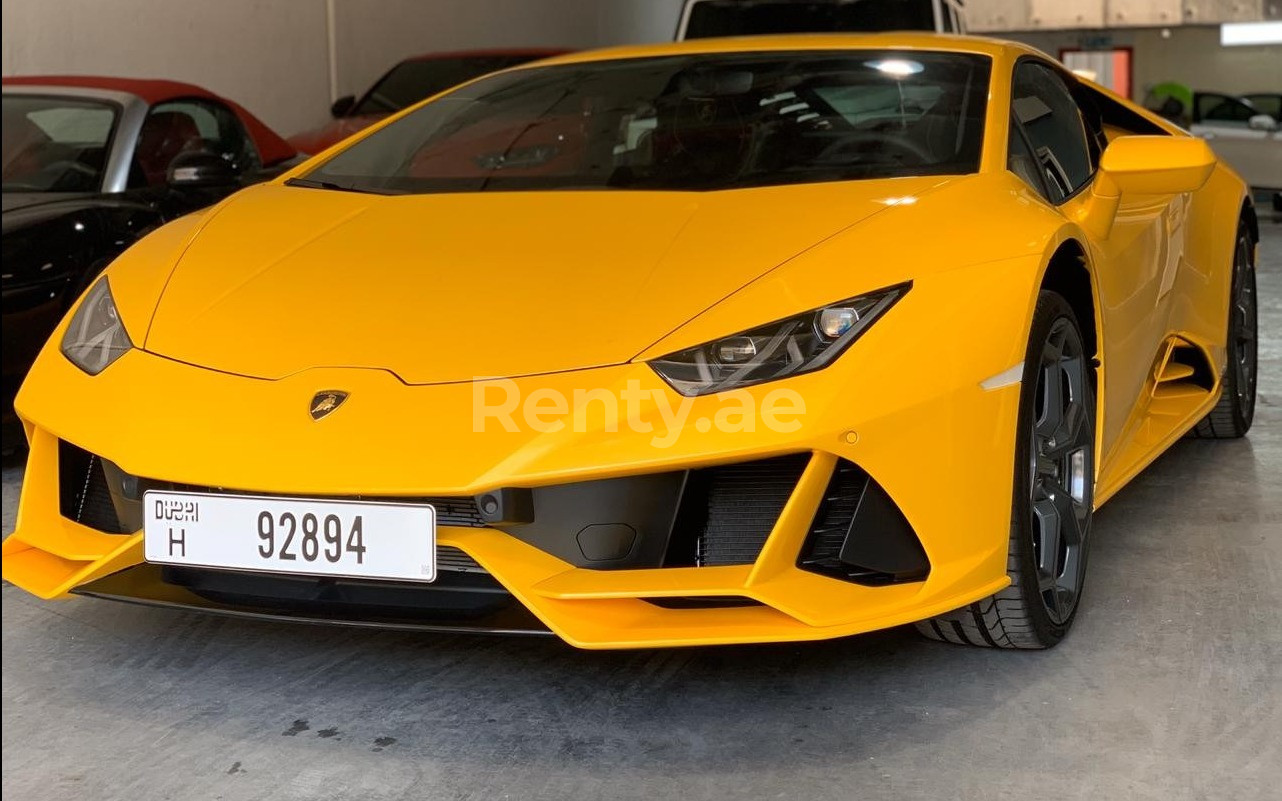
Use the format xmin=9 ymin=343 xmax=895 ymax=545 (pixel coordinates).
xmin=676 ymin=0 xmax=966 ymax=40
xmin=1190 ymin=91 xmax=1282 ymax=198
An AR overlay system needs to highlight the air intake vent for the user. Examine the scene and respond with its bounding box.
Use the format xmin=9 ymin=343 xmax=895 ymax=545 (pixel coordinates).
xmin=58 ymin=441 xmax=488 ymax=532
xmin=158 ymin=487 xmax=487 ymax=529
xmin=437 ymin=546 xmax=487 ymax=573
xmin=801 ymin=460 xmax=868 ymax=565
xmin=799 ymin=459 xmax=929 ymax=585
xmin=59 ymin=440 xmax=130 ymax=534
xmin=667 ymin=454 xmax=810 ymax=567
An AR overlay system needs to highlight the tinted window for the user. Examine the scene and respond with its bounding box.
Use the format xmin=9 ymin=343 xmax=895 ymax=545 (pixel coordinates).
xmin=1007 ymin=116 xmax=1048 ymax=194
xmin=1 ymin=95 xmax=118 ymax=193
xmin=302 ymin=51 xmax=992 ymax=195
xmin=1244 ymin=93 xmax=1280 ymax=120
xmin=684 ymin=0 xmax=937 ymax=38
xmin=351 ymin=56 xmax=553 ymax=115
xmin=1011 ymin=62 xmax=1092 ymax=202
xmin=1196 ymin=93 xmax=1258 ymax=125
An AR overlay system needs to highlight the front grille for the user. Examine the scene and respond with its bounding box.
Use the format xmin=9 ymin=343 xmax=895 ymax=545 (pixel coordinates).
xmin=58 ymin=440 xmax=130 ymax=534
xmin=437 ymin=546 xmax=486 ymax=573
xmin=668 ymin=454 xmax=810 ymax=567
xmin=167 ymin=485 xmax=486 ymax=529
xmin=57 ymin=440 xmax=485 ymax=532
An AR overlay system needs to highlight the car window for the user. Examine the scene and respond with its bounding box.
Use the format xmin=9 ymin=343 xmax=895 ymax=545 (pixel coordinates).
xmin=1196 ymin=93 xmax=1258 ymax=126
xmin=1011 ymin=61 xmax=1093 ymax=203
xmin=1007 ymin=114 xmax=1049 ymax=195
xmin=129 ymin=99 xmax=259 ymax=188
xmin=1243 ymin=93 xmax=1280 ymax=120
xmin=303 ymin=51 xmax=992 ymax=195
xmin=1 ymin=95 xmax=118 ymax=193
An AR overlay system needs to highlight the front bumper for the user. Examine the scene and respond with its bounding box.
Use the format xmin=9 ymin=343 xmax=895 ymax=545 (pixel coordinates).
xmin=4 ymin=262 xmax=1034 ymax=649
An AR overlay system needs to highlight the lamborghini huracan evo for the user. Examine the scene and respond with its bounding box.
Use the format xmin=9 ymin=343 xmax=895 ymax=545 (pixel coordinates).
xmin=3 ymin=35 xmax=1259 ymax=650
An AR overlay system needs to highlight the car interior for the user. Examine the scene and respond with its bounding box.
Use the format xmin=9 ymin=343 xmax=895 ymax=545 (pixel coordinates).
xmin=1 ymin=109 xmax=110 ymax=192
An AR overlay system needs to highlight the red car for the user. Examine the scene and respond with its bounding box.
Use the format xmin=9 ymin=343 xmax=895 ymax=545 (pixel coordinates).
xmin=289 ymin=48 xmax=569 ymax=154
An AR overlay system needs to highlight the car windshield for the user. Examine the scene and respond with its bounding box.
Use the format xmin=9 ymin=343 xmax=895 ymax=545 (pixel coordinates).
xmin=2 ymin=95 xmax=118 ymax=193
xmin=684 ymin=0 xmax=938 ymax=38
xmin=300 ymin=51 xmax=991 ymax=194
xmin=351 ymin=55 xmax=557 ymax=116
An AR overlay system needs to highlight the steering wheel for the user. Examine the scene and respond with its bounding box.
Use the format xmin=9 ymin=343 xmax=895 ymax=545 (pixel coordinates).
xmin=817 ymin=132 xmax=934 ymax=167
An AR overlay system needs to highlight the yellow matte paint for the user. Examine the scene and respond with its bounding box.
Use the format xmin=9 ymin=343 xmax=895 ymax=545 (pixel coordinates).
xmin=3 ymin=35 xmax=1252 ymax=648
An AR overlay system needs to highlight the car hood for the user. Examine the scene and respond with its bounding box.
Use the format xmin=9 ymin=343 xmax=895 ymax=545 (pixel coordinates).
xmin=286 ymin=115 xmax=386 ymax=155
xmin=143 ymin=177 xmax=950 ymax=384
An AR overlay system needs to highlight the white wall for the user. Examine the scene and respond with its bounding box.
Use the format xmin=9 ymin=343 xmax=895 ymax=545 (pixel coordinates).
xmin=597 ymin=0 xmax=685 ymax=45
xmin=0 ymin=0 xmax=636 ymax=137
xmin=1007 ymin=25 xmax=1282 ymax=100
xmin=1 ymin=0 xmax=332 ymax=136
xmin=330 ymin=0 xmax=602 ymax=102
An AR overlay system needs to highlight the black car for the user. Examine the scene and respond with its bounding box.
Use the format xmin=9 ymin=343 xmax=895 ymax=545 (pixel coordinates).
xmin=2 ymin=76 xmax=300 ymax=448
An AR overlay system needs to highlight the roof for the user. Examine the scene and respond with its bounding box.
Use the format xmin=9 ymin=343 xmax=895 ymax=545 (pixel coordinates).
xmin=2 ymin=74 xmax=296 ymax=165
xmin=533 ymin=32 xmax=1030 ymax=66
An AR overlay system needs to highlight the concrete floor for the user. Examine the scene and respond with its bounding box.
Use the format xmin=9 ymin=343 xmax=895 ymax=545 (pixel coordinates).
xmin=3 ymin=225 xmax=1280 ymax=801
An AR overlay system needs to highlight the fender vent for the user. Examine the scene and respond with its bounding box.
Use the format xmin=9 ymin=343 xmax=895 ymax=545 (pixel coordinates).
xmin=1151 ymin=338 xmax=1215 ymax=414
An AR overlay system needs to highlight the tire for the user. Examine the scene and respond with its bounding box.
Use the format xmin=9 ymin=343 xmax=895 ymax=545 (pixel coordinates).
xmin=1191 ymin=227 xmax=1257 ymax=439
xmin=917 ymin=291 xmax=1096 ymax=649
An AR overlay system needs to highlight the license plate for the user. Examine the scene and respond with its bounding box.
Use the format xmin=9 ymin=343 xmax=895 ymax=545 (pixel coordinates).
xmin=143 ymin=491 xmax=437 ymax=582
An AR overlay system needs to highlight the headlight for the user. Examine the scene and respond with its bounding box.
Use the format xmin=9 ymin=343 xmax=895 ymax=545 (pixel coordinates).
xmin=649 ymin=283 xmax=909 ymax=396
xmin=61 ymin=277 xmax=133 ymax=375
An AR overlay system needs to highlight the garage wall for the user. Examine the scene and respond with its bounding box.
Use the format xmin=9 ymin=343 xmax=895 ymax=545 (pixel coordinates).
xmin=0 ymin=0 xmax=332 ymax=136
xmin=597 ymin=0 xmax=687 ymax=45
xmin=0 ymin=0 xmax=608 ymax=138
xmin=1007 ymin=25 xmax=1282 ymax=100
xmin=330 ymin=0 xmax=602 ymax=105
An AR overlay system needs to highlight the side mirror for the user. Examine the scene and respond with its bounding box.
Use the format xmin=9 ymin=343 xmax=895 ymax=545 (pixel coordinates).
xmin=330 ymin=95 xmax=356 ymax=118
xmin=1248 ymin=113 xmax=1278 ymax=132
xmin=1098 ymin=136 xmax=1216 ymax=195
xmin=166 ymin=151 xmax=239 ymax=188
xmin=1074 ymin=136 xmax=1216 ymax=240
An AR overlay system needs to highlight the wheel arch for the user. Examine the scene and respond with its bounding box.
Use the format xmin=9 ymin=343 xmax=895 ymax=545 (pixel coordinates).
xmin=1241 ymin=195 xmax=1259 ymax=249
xmin=1038 ymin=238 xmax=1099 ymax=369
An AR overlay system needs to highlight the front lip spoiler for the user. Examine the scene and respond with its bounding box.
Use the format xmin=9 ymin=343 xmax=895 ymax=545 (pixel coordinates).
xmin=73 ymin=565 xmax=555 ymax=637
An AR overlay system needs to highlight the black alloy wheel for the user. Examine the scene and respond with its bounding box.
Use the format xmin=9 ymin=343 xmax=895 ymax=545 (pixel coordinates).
xmin=1193 ymin=226 xmax=1258 ymax=439
xmin=918 ymin=291 xmax=1095 ymax=648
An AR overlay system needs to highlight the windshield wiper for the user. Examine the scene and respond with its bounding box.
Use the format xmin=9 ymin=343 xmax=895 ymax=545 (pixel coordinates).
xmin=284 ymin=177 xmax=404 ymax=195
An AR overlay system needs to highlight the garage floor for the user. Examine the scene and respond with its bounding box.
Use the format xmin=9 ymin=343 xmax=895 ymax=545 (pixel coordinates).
xmin=4 ymin=224 xmax=1279 ymax=801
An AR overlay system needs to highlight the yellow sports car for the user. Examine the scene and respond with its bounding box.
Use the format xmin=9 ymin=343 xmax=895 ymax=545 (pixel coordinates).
xmin=3 ymin=35 xmax=1259 ymax=650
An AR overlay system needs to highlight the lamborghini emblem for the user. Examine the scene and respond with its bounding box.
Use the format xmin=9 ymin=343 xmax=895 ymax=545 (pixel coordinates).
xmin=309 ymin=390 xmax=348 ymax=421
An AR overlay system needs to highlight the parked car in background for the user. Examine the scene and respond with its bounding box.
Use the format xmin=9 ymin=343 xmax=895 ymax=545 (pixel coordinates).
xmin=288 ymin=48 xmax=568 ymax=154
xmin=676 ymin=0 xmax=966 ymax=39
xmin=2 ymin=76 xmax=298 ymax=448
xmin=1190 ymin=90 xmax=1281 ymax=206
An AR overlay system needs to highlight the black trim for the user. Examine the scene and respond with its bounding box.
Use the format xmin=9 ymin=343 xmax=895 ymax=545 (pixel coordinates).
xmin=642 ymin=596 xmax=764 ymax=609
xmin=798 ymin=459 xmax=929 ymax=585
